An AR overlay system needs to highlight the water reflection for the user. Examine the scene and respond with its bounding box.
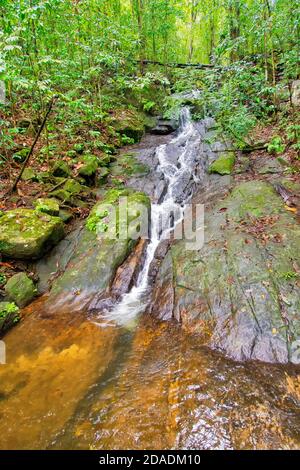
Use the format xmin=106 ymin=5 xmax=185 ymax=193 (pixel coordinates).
xmin=0 ymin=302 xmax=299 ymax=450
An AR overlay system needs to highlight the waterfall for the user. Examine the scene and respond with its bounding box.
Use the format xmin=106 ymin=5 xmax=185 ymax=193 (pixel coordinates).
xmin=98 ymin=107 xmax=205 ymax=327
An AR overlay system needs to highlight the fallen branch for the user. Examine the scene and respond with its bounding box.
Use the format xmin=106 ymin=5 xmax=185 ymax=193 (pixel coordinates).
xmin=135 ymin=59 xmax=216 ymax=69
xmin=7 ymin=96 xmax=57 ymax=195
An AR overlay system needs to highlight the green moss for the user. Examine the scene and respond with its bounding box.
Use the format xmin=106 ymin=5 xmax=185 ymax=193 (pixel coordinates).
xmin=228 ymin=181 xmax=280 ymax=220
xmin=0 ymin=302 xmax=20 ymax=335
xmin=209 ymin=152 xmax=236 ymax=175
xmin=21 ymin=168 xmax=38 ymax=182
xmin=112 ymin=109 xmax=145 ymax=142
xmin=0 ymin=209 xmax=64 ymax=259
xmin=34 ymin=198 xmax=60 ymax=216
xmin=110 ymin=154 xmax=150 ymax=177
xmin=63 ymin=179 xmax=84 ymax=195
xmin=78 ymin=155 xmax=99 ymax=180
xmin=5 ymin=272 xmax=37 ymax=308
xmin=86 ymin=188 xmax=150 ymax=236
xmin=52 ymin=160 xmax=71 ymax=177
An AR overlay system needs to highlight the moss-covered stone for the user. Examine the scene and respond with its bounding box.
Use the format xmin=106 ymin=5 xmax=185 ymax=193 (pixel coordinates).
xmin=112 ymin=109 xmax=145 ymax=142
xmin=110 ymin=154 xmax=150 ymax=177
xmin=97 ymin=167 xmax=110 ymax=185
xmin=163 ymin=180 xmax=300 ymax=364
xmin=208 ymin=152 xmax=235 ymax=175
xmin=21 ymin=168 xmax=38 ymax=182
xmin=63 ymin=179 xmax=84 ymax=195
xmin=5 ymin=273 xmax=37 ymax=308
xmin=0 ymin=209 xmax=64 ymax=259
xmin=0 ymin=302 xmax=20 ymax=336
xmin=47 ymin=189 xmax=150 ymax=308
xmin=58 ymin=210 xmax=73 ymax=223
xmin=34 ymin=198 xmax=60 ymax=216
xmin=78 ymin=155 xmax=99 ymax=183
xmin=52 ymin=160 xmax=71 ymax=177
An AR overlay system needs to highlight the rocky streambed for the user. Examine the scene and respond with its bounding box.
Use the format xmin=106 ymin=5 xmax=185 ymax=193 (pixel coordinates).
xmin=0 ymin=106 xmax=299 ymax=449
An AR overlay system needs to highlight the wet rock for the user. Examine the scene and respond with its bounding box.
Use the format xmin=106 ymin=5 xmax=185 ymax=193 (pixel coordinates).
xmin=33 ymin=198 xmax=60 ymax=216
xmin=150 ymin=119 xmax=177 ymax=135
xmin=110 ymin=238 xmax=148 ymax=298
xmin=45 ymin=189 xmax=150 ymax=309
xmin=0 ymin=302 xmax=20 ymax=336
xmin=148 ymin=251 xmax=175 ymax=321
xmin=5 ymin=273 xmax=36 ymax=308
xmin=0 ymin=209 xmax=64 ymax=260
xmin=153 ymin=181 xmax=300 ymax=364
xmin=209 ymin=152 xmax=235 ymax=175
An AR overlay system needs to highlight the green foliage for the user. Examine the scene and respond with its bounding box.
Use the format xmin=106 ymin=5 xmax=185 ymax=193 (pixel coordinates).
xmin=0 ymin=273 xmax=6 ymax=286
xmin=267 ymin=136 xmax=285 ymax=155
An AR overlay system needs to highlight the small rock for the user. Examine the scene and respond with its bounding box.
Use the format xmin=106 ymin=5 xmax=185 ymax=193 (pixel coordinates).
xmin=21 ymin=168 xmax=38 ymax=182
xmin=209 ymin=152 xmax=235 ymax=175
xmin=0 ymin=302 xmax=20 ymax=335
xmin=52 ymin=160 xmax=71 ymax=177
xmin=34 ymin=198 xmax=60 ymax=216
xmin=58 ymin=210 xmax=73 ymax=223
xmin=5 ymin=273 xmax=37 ymax=308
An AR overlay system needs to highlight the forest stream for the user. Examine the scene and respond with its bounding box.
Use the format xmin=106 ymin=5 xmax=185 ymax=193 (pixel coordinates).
xmin=0 ymin=106 xmax=299 ymax=450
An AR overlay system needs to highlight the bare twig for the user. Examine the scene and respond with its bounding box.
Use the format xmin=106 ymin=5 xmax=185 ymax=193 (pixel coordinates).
xmin=7 ymin=96 xmax=57 ymax=195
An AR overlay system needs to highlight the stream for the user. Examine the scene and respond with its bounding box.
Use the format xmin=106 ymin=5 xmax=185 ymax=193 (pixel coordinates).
xmin=0 ymin=108 xmax=299 ymax=450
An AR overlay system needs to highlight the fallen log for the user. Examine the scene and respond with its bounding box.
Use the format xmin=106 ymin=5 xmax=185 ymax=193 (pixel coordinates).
xmin=135 ymin=59 xmax=216 ymax=69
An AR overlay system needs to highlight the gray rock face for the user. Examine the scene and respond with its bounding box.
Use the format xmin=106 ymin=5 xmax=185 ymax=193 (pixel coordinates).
xmin=41 ymin=189 xmax=151 ymax=311
xmin=150 ymin=181 xmax=300 ymax=364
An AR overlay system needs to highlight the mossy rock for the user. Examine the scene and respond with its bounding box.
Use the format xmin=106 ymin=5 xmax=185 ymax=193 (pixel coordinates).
xmin=0 ymin=302 xmax=20 ymax=336
xmin=52 ymin=160 xmax=71 ymax=177
xmin=97 ymin=167 xmax=110 ymax=186
xmin=58 ymin=210 xmax=73 ymax=223
xmin=110 ymin=154 xmax=150 ymax=178
xmin=5 ymin=273 xmax=37 ymax=308
xmin=63 ymin=179 xmax=85 ymax=195
xmin=34 ymin=198 xmax=60 ymax=216
xmin=112 ymin=109 xmax=145 ymax=142
xmin=0 ymin=209 xmax=64 ymax=260
xmin=208 ymin=152 xmax=235 ymax=175
xmin=36 ymin=171 xmax=52 ymax=183
xmin=50 ymin=189 xmax=72 ymax=203
xmin=228 ymin=180 xmax=280 ymax=220
xmin=48 ymin=189 xmax=150 ymax=307
xmin=98 ymin=155 xmax=113 ymax=167
xmin=167 ymin=180 xmax=300 ymax=364
xmin=21 ymin=168 xmax=38 ymax=182
xmin=78 ymin=155 xmax=99 ymax=184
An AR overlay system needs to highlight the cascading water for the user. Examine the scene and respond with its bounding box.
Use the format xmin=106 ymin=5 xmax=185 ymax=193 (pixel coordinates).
xmin=99 ymin=107 xmax=207 ymax=327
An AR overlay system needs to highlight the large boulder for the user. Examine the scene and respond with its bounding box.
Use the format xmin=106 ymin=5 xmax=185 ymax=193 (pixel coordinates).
xmin=111 ymin=109 xmax=146 ymax=142
xmin=150 ymin=181 xmax=300 ymax=364
xmin=45 ymin=188 xmax=150 ymax=309
xmin=0 ymin=209 xmax=64 ymax=260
